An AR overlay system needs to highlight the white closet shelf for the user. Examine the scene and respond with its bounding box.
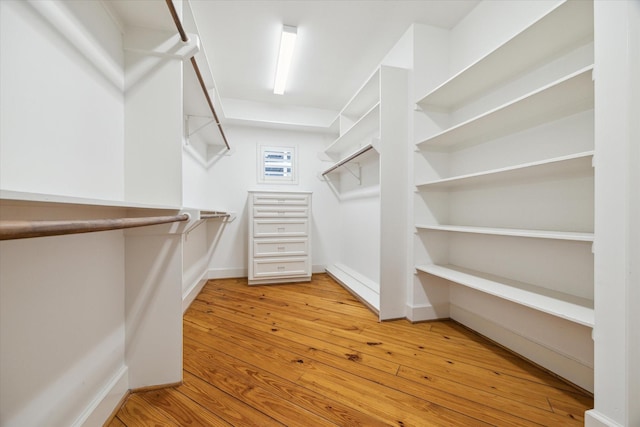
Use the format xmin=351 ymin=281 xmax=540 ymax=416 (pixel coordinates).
xmin=0 ymin=190 xmax=181 ymax=211
xmin=416 ymin=151 xmax=594 ymax=189
xmin=341 ymin=69 xmax=380 ymax=119
xmin=325 ymin=103 xmax=380 ymax=157
xmin=415 ymin=0 xmax=593 ymax=110
xmin=417 ymin=66 xmax=594 ymax=150
xmin=416 ymin=264 xmax=594 ymax=327
xmin=322 ymin=143 xmax=378 ymax=176
xmin=415 ymin=224 xmax=594 ymax=242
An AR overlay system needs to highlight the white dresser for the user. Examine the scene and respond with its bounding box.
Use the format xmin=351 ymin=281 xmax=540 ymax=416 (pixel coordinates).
xmin=248 ymin=191 xmax=312 ymax=285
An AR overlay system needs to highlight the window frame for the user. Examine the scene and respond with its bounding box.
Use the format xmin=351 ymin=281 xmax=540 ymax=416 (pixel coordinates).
xmin=257 ymin=145 xmax=298 ymax=184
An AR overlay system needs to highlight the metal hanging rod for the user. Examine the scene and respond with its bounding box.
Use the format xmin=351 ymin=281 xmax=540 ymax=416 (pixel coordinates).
xmin=322 ymin=144 xmax=375 ymax=176
xmin=0 ymin=214 xmax=190 ymax=241
xmin=200 ymin=211 xmax=231 ymax=219
xmin=165 ymin=0 xmax=230 ymax=150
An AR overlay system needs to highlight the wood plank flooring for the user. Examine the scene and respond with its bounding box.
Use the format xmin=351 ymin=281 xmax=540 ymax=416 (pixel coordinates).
xmin=109 ymin=274 xmax=593 ymax=426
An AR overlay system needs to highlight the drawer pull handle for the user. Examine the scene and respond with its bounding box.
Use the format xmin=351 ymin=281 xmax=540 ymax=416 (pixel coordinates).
xmin=277 ymin=246 xmax=286 ymax=251
xmin=277 ymin=227 xmax=285 ymax=232
xmin=277 ymin=266 xmax=285 ymax=271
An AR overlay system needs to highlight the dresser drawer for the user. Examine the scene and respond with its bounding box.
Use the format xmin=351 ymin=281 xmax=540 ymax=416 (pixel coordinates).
xmin=252 ymin=193 xmax=310 ymax=206
xmin=254 ymin=239 xmax=308 ymax=257
xmin=252 ymin=257 xmax=310 ymax=278
xmin=253 ymin=206 xmax=308 ymax=218
xmin=253 ymin=219 xmax=308 ymax=237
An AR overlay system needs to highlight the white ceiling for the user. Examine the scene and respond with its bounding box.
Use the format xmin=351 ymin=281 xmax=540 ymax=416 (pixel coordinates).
xmin=109 ymin=0 xmax=479 ymax=129
xmin=188 ymin=1 xmax=479 ymax=113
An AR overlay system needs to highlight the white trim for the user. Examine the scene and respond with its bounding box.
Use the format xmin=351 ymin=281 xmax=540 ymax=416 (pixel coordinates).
xmin=182 ymin=271 xmax=209 ymax=313
xmin=325 ymin=263 xmax=379 ymax=311
xmin=312 ymin=264 xmax=326 ymax=274
xmin=206 ymin=266 xmax=324 ymax=280
xmin=74 ymin=365 xmax=128 ymax=427
xmin=257 ymin=145 xmax=298 ymax=185
xmin=450 ymin=304 xmax=593 ymax=392
xmin=405 ymin=303 xmax=449 ymax=322
xmin=584 ymin=410 xmax=624 ymax=427
xmin=208 ymin=267 xmax=247 ymax=280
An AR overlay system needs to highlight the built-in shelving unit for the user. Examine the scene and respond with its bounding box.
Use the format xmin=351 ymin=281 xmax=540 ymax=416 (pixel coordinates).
xmin=415 ymin=0 xmax=594 ymax=110
xmin=416 ymin=151 xmax=593 ymax=189
xmin=413 ymin=0 xmax=595 ymax=391
xmin=321 ymin=68 xmax=382 ymax=189
xmin=323 ymin=65 xmax=408 ymax=320
xmin=0 ymin=1 xmax=235 ymax=425
xmin=415 ymin=264 xmax=594 ymax=327
xmin=417 ymin=66 xmax=594 ymax=150
xmin=321 ymin=66 xmax=385 ymax=183
xmin=181 ymin=0 xmax=230 ymax=167
xmin=326 ymin=103 xmax=380 ymax=158
xmin=0 ymin=190 xmax=181 ymax=211
xmin=415 ymin=224 xmax=594 ymax=242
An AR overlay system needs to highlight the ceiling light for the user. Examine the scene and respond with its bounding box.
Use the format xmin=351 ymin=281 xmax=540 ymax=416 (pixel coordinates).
xmin=273 ymin=25 xmax=297 ymax=95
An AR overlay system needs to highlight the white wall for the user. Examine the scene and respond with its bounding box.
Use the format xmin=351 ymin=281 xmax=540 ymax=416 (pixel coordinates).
xmin=204 ymin=125 xmax=340 ymax=278
xmin=0 ymin=0 xmax=124 ymax=200
xmin=449 ymin=0 xmax=559 ymax=76
xmin=0 ymin=205 xmax=128 ymax=427
xmin=0 ymin=2 xmax=130 ymax=426
xmin=124 ymin=50 xmax=183 ymax=207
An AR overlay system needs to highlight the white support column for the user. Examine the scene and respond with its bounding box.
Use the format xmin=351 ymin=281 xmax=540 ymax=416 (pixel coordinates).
xmin=587 ymin=1 xmax=640 ymax=426
xmin=124 ymin=224 xmax=185 ymax=389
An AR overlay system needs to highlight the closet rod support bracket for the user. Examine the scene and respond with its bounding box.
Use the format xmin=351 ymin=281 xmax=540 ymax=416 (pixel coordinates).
xmin=124 ymin=28 xmax=200 ymax=60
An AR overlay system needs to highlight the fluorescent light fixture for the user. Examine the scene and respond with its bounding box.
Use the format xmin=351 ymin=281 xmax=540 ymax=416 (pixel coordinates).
xmin=273 ymin=25 xmax=297 ymax=95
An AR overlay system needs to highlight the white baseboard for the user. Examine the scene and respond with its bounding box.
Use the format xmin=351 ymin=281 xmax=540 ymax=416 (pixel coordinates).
xmin=182 ymin=271 xmax=208 ymax=313
xmin=405 ymin=303 xmax=449 ymax=322
xmin=325 ymin=263 xmax=380 ymax=311
xmin=208 ymin=267 xmax=247 ymax=279
xmin=76 ymin=365 xmax=128 ymax=427
xmin=312 ymin=264 xmax=325 ymax=274
xmin=584 ymin=410 xmax=624 ymax=427
xmin=207 ymin=265 xmax=325 ymax=280
xmin=450 ymin=304 xmax=594 ymax=393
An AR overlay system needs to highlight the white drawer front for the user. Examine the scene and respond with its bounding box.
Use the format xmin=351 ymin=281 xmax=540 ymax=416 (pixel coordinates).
xmin=254 ymin=239 xmax=308 ymax=257
xmin=252 ymin=193 xmax=309 ymax=206
xmin=254 ymin=220 xmax=308 ymax=237
xmin=253 ymin=206 xmax=308 ymax=218
xmin=253 ymin=257 xmax=310 ymax=278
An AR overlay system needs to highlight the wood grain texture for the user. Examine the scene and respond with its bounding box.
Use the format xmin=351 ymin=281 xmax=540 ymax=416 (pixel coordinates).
xmin=111 ymin=274 xmax=592 ymax=426
xmin=0 ymin=214 xmax=188 ymax=240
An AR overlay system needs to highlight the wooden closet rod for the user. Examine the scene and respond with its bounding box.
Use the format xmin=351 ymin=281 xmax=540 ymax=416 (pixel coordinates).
xmin=0 ymin=214 xmax=189 ymax=241
xmin=166 ymin=0 xmax=230 ymax=150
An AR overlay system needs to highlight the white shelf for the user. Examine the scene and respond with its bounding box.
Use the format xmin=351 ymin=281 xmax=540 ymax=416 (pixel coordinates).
xmin=322 ymin=143 xmax=378 ymax=176
xmin=416 ymin=151 xmax=594 ymax=189
xmin=416 ymin=264 xmax=594 ymax=327
xmin=417 ymin=66 xmax=594 ymax=150
xmin=325 ymin=103 xmax=380 ymax=157
xmin=415 ymin=0 xmax=593 ymax=110
xmin=341 ymin=68 xmax=380 ymax=119
xmin=415 ymin=224 xmax=593 ymax=242
xmin=0 ymin=190 xmax=181 ymax=210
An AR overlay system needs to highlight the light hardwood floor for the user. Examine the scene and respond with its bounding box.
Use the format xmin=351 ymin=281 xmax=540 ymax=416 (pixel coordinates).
xmin=108 ymin=274 xmax=593 ymax=426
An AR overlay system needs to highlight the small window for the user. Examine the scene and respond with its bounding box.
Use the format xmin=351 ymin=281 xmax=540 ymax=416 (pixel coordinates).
xmin=258 ymin=145 xmax=297 ymax=184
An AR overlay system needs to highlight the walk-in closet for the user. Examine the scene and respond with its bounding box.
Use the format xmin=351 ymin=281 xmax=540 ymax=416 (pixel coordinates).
xmin=1 ymin=1 xmax=637 ymax=426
